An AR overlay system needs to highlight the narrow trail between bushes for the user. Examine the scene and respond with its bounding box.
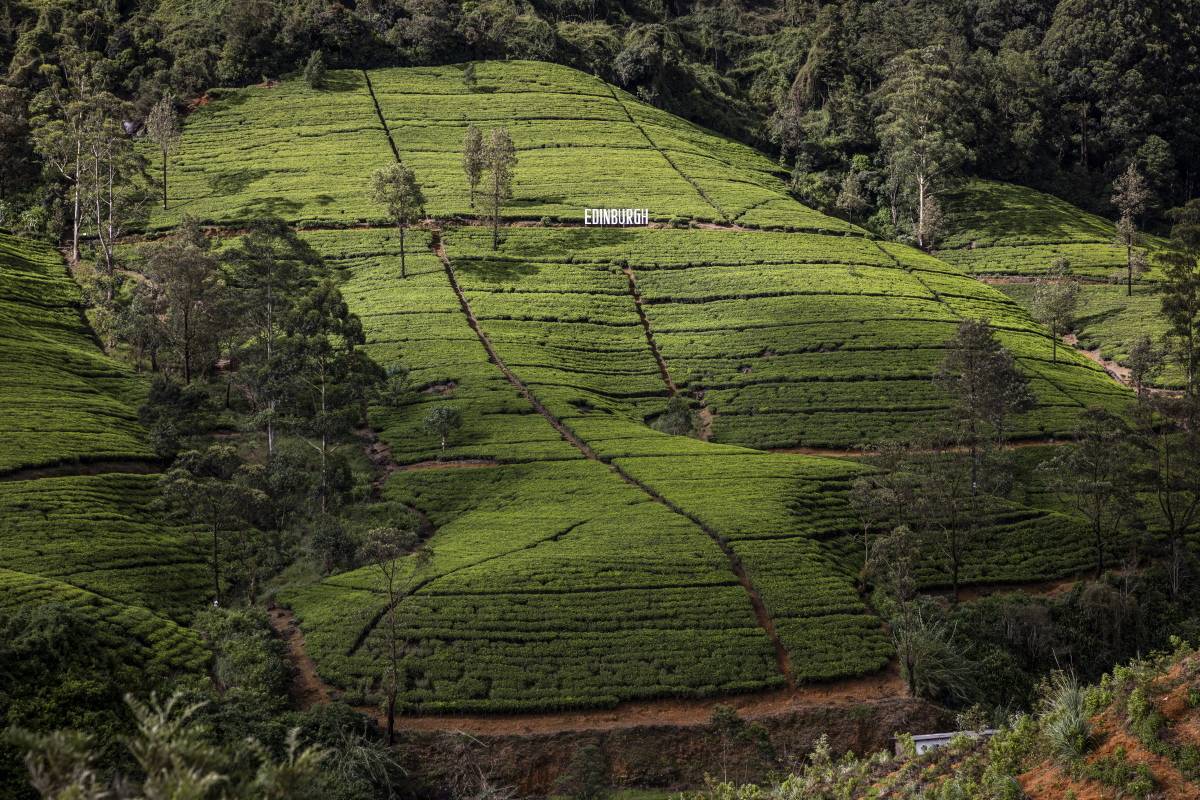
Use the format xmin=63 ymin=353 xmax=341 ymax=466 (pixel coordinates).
xmin=1063 ymin=333 xmax=1135 ymax=386
xmin=0 ymin=458 xmax=163 ymax=482
xmin=622 ymin=262 xmax=718 ymax=439
xmin=621 ymin=263 xmax=678 ymax=395
xmin=428 ymin=227 xmax=794 ymax=687
xmin=356 ymin=426 xmax=435 ymax=539
xmin=361 ymin=70 xmax=401 ymax=162
xmin=269 ymin=606 xmax=333 ymax=709
xmin=1059 ymin=334 xmax=1177 ymax=396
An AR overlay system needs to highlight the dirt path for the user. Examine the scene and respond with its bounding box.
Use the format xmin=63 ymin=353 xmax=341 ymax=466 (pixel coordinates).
xmin=396 ymin=458 xmax=500 ymax=471
xmin=361 ymin=70 xmax=401 ymax=162
xmin=394 ymin=663 xmax=905 ymax=735
xmin=356 ymin=427 xmax=435 ymax=538
xmin=1062 ymin=333 xmax=1134 ymax=384
xmin=622 ymin=264 xmax=678 ymax=395
xmin=269 ymin=606 xmax=333 ymax=708
xmin=0 ymin=457 xmax=163 ymax=482
xmin=431 ymin=229 xmax=602 ymax=460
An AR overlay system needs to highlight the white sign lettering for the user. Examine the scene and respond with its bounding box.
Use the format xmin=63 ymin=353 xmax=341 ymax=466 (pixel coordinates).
xmin=584 ymin=208 xmax=650 ymax=226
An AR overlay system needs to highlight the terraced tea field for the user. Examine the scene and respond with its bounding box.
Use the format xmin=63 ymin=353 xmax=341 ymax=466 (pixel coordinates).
xmin=0 ymin=234 xmax=207 ymax=678
xmin=148 ymin=62 xmax=853 ymax=231
xmin=0 ymin=233 xmax=151 ymax=475
xmin=96 ymin=61 xmax=1144 ymax=713
xmin=939 ymin=179 xmax=1160 ymax=280
xmin=939 ymin=181 xmax=1180 ymax=388
xmin=281 ymin=218 xmax=1108 ymax=712
xmin=440 ymin=226 xmax=1127 ymax=449
xmin=997 ymin=281 xmax=1184 ymax=388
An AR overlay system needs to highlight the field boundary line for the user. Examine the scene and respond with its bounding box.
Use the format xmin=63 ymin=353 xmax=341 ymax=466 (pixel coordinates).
xmin=362 ymin=70 xmax=402 ymax=162
xmin=0 ymin=565 xmax=191 ymax=630
xmin=729 ymin=195 xmax=774 ymax=223
xmin=621 ymin=262 xmax=677 ymax=394
xmin=431 ymin=227 xmax=793 ymax=685
xmin=606 ymin=86 xmax=730 ymax=223
xmin=0 ymin=457 xmax=163 ymax=482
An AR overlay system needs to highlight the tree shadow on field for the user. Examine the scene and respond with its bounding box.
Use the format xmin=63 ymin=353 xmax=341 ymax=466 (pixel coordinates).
xmin=532 ymin=225 xmax=643 ymax=256
xmin=206 ymin=167 xmax=271 ymax=198
xmin=455 ymin=257 xmax=542 ymax=284
xmin=235 ymin=196 xmax=303 ymax=219
xmin=1075 ymin=306 xmax=1124 ymax=330
xmin=510 ymin=196 xmax=566 ymax=209
xmin=325 ymin=71 xmax=366 ymax=93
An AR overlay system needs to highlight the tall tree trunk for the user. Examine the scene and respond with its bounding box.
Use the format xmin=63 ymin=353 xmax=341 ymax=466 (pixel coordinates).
xmin=386 ymin=602 xmax=398 ymax=745
xmin=183 ymin=306 xmax=191 ymax=384
xmin=319 ymin=369 xmax=328 ymax=513
xmin=916 ymin=173 xmax=927 ymax=249
xmin=212 ymin=524 xmax=221 ymax=605
xmin=399 ymin=223 xmax=406 ymax=279
xmin=72 ymin=140 xmax=81 ymax=263
xmin=1127 ymin=244 xmax=1133 ymax=297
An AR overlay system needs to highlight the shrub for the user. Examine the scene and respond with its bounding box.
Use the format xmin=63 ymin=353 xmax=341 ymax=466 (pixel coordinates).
xmin=304 ymin=50 xmax=327 ymax=89
xmin=1084 ymin=748 xmax=1155 ymax=798
xmin=1039 ymin=673 xmax=1091 ymax=762
xmin=555 ymin=743 xmax=609 ymax=800
xmin=650 ymin=395 xmax=696 ymax=436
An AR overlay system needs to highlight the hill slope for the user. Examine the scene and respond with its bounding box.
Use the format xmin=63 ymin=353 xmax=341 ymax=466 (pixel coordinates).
xmin=940 ymin=180 xmax=1181 ymax=388
xmin=143 ymin=61 xmax=1133 ymax=713
xmin=938 ymin=179 xmax=1156 ymax=280
xmin=0 ymin=233 xmax=152 ymax=475
xmin=0 ymin=234 xmax=207 ymax=676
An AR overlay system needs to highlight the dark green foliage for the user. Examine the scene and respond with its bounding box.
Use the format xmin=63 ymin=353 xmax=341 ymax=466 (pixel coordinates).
xmin=422 ymin=405 xmax=463 ymax=453
xmin=1083 ymin=747 xmax=1156 ymax=798
xmin=161 ymin=445 xmax=268 ymax=604
xmin=304 ymin=50 xmax=327 ymax=89
xmin=0 ymin=603 xmax=141 ymax=800
xmin=649 ymin=395 xmax=695 ymax=436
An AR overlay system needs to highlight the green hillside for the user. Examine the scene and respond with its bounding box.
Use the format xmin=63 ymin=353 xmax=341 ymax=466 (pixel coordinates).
xmin=0 ymin=58 xmax=1129 ymax=717
xmin=938 ymin=179 xmax=1158 ymax=279
xmin=147 ymin=63 xmax=853 ymax=232
xmin=939 ymin=181 xmax=1180 ymax=388
xmin=152 ymin=62 xmax=1128 ymax=713
xmin=0 ymin=233 xmax=152 ymax=474
xmin=0 ymin=234 xmax=207 ymax=677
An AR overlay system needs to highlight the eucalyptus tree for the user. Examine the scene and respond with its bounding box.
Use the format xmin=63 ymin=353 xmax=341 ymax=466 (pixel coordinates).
xmin=370 ymin=162 xmax=426 ymax=279
xmin=145 ymin=95 xmax=181 ymax=210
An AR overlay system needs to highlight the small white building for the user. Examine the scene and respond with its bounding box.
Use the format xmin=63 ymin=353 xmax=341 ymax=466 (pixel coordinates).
xmin=899 ymin=729 xmax=997 ymax=756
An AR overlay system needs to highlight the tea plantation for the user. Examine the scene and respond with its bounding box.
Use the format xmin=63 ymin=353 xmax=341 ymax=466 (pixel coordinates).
xmin=0 ymin=233 xmax=152 ymax=474
xmin=0 ymin=234 xmax=207 ymax=677
xmin=20 ymin=61 xmax=1139 ymax=714
xmin=998 ymin=281 xmax=1184 ymax=388
xmin=938 ymin=179 xmax=1160 ymax=279
xmin=147 ymin=62 xmax=854 ymax=231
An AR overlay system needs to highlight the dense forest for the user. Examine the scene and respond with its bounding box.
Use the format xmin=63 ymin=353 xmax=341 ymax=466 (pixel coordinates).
xmin=2 ymin=0 xmax=1199 ymax=239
